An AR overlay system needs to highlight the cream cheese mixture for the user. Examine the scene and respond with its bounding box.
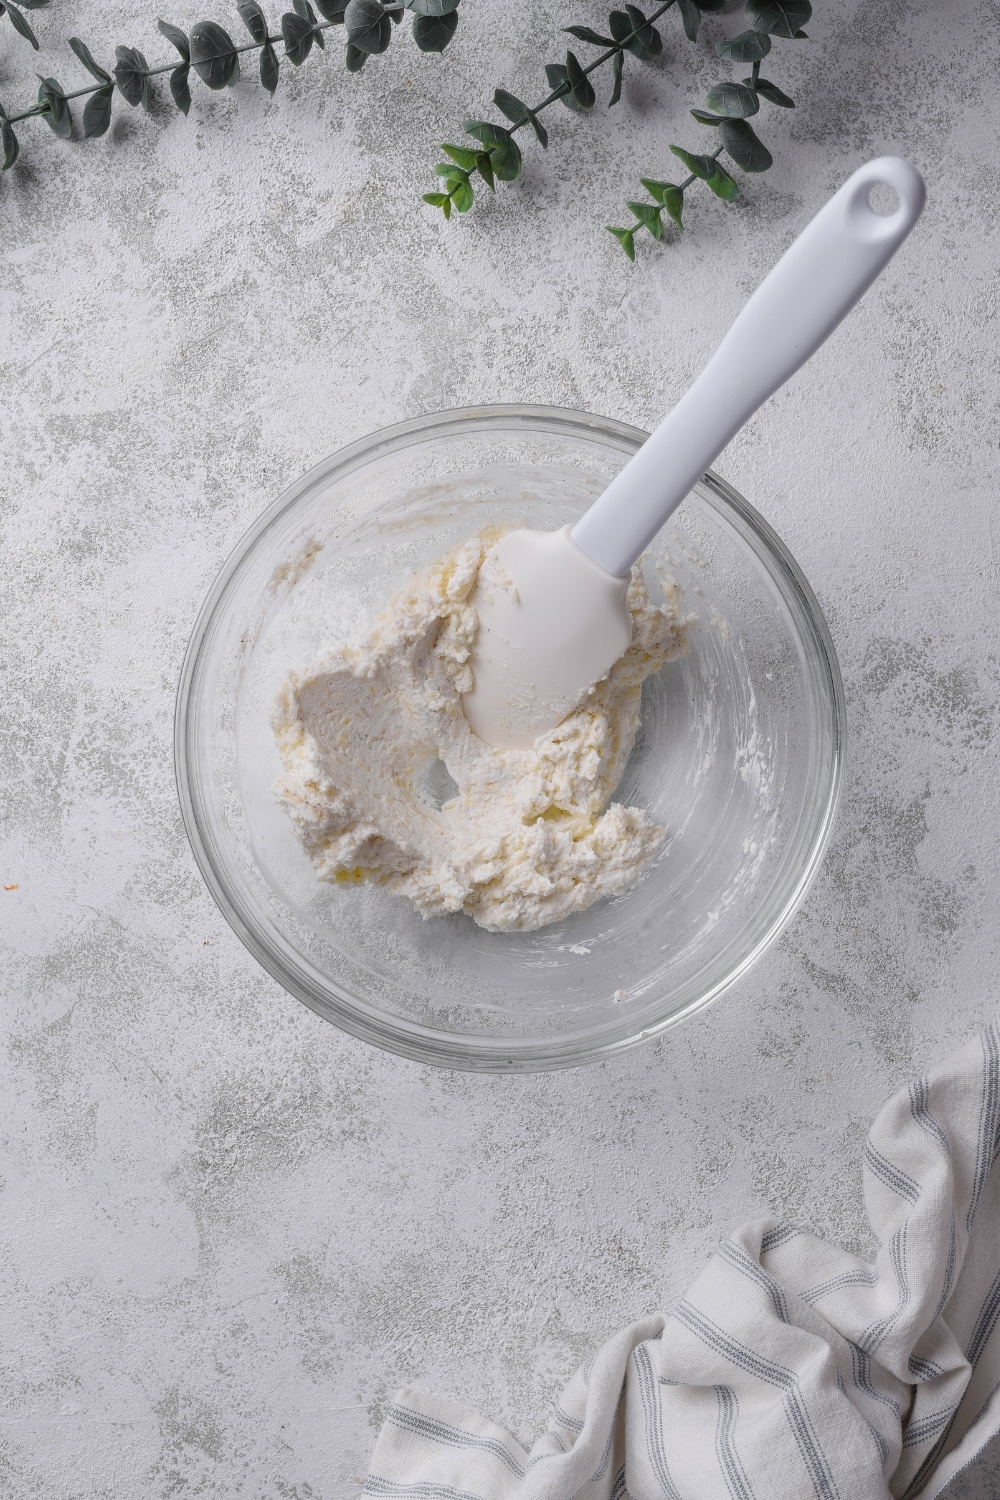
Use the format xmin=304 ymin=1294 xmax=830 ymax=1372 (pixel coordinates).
xmin=271 ymin=533 xmax=689 ymax=932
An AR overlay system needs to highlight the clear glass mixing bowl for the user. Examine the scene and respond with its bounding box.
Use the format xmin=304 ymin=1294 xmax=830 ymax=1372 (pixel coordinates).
xmin=175 ymin=405 xmax=844 ymax=1071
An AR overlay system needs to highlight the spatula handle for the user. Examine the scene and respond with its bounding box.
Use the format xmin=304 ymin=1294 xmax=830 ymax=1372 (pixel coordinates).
xmin=571 ymin=156 xmax=926 ymax=578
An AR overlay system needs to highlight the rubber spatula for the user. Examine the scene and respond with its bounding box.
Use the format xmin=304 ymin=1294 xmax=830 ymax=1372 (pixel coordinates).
xmin=463 ymin=156 xmax=926 ymax=750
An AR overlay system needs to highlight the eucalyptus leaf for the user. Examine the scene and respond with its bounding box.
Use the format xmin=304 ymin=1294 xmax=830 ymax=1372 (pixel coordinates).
xmin=190 ymin=21 xmax=240 ymax=88
xmin=564 ymin=24 xmax=613 ymax=46
xmin=157 ymin=17 xmax=191 ymax=60
xmin=669 ymin=144 xmax=716 ymax=180
xmin=627 ymin=199 xmax=662 ymax=239
xmin=258 ymin=40 xmax=279 ymax=90
xmin=236 ymin=2 xmax=268 ymax=43
xmin=413 ymin=11 xmax=458 ymax=51
xmin=745 ymin=0 xmax=811 ymax=37
xmin=69 ymin=37 xmax=112 ymax=84
xmin=706 ymin=163 xmax=739 ymax=199
xmin=450 ymin=175 xmax=473 ymax=211
xmin=406 ymin=0 xmax=459 ymax=14
xmin=690 ymin=108 xmax=721 ymax=124
xmin=609 ymin=48 xmax=624 ymax=107
xmin=718 ymin=116 xmax=772 ymax=171
xmin=37 ymin=75 xmax=71 ymax=136
xmin=608 ymin=8 xmax=655 ymax=60
xmin=170 ymin=61 xmax=192 ymax=111
xmin=660 ymin=183 xmax=684 ymax=226
xmin=463 ymin=119 xmax=521 ymax=179
xmin=753 ymin=76 xmax=794 ymax=106
xmin=606 ymin=225 xmax=636 ymax=261
xmin=624 ymin=5 xmax=661 ymax=56
xmin=282 ymin=12 xmax=314 ymax=63
xmin=715 ymin=29 xmax=770 ymax=62
xmin=314 ymin=0 xmax=348 ymax=17
xmin=565 ymin=51 xmax=595 ymax=111
xmin=113 ymin=47 xmax=152 ymax=109
xmin=677 ymin=0 xmax=700 ymax=43
xmin=345 ymin=40 xmax=366 ymax=68
xmin=83 ymin=84 xmax=114 ymax=137
xmin=705 ymin=81 xmax=759 ymax=118
xmin=345 ymin=0 xmax=391 ymax=53
xmin=1 ymin=116 xmax=19 ymax=169
xmin=441 ymin=142 xmax=477 ymax=170
xmin=5 ymin=4 xmax=39 ymax=49
xmin=493 ymin=88 xmax=547 ymax=147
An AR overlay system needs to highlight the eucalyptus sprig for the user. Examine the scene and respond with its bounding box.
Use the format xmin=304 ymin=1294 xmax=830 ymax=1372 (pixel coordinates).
xmin=1 ymin=0 xmax=51 ymax=52
xmin=0 ymin=0 xmax=459 ymax=178
xmin=609 ymin=0 xmax=810 ymax=257
xmin=423 ymin=0 xmax=730 ymax=221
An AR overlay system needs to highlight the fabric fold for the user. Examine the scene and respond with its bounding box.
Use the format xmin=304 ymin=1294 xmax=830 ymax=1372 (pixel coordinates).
xmin=366 ymin=1027 xmax=1000 ymax=1500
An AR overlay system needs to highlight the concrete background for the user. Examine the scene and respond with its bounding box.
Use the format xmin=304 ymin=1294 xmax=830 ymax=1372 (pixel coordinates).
xmin=3 ymin=0 xmax=1000 ymax=1493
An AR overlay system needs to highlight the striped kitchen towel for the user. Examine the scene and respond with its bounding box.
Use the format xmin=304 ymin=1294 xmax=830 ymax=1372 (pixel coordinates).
xmin=365 ymin=1027 xmax=1000 ymax=1500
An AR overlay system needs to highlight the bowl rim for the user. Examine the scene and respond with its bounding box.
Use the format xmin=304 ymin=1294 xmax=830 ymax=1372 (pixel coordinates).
xmin=174 ymin=402 xmax=846 ymax=1072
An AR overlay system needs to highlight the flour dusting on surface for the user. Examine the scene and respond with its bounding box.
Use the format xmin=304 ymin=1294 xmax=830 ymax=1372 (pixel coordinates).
xmin=271 ymin=533 xmax=689 ymax=932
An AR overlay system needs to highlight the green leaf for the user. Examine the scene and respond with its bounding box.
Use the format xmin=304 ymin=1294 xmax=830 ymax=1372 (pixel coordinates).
xmin=37 ymin=75 xmax=72 ymax=136
xmin=412 ymin=11 xmax=458 ymax=50
xmin=170 ymin=62 xmax=191 ymax=111
xmin=190 ymin=22 xmax=240 ymax=88
xmin=715 ymin=29 xmax=770 ymax=62
xmin=83 ymin=84 xmax=114 ymax=136
xmin=705 ymin=81 xmax=759 ymax=117
xmin=718 ymin=117 xmax=772 ymax=171
xmin=564 ymin=24 xmax=613 ymax=45
xmin=745 ymin=0 xmax=811 ymax=37
xmin=345 ymin=40 xmax=366 ymax=68
xmin=345 ymin=0 xmax=391 ymax=53
xmin=706 ymin=162 xmax=739 ymax=200
xmin=661 ymin=183 xmax=684 ymax=226
xmin=669 ymin=144 xmax=716 ymax=180
xmin=608 ymin=6 xmax=660 ymax=59
xmin=752 ymin=76 xmax=795 ymax=107
xmin=690 ymin=108 xmax=722 ymax=125
xmin=113 ymin=46 xmax=151 ymax=107
xmin=625 ymin=4 xmax=662 ymax=55
xmin=5 ymin=5 xmax=39 ymax=49
xmin=257 ymin=41 xmax=278 ymax=89
xmin=677 ymin=0 xmax=700 ymax=41
xmin=475 ymin=151 xmax=494 ymax=191
xmin=282 ymin=12 xmax=314 ymax=63
xmin=450 ymin=178 xmax=473 ymax=211
xmin=157 ymin=18 xmax=191 ymax=60
xmin=441 ymin=142 xmax=477 ymax=170
xmin=638 ymin=178 xmax=666 ymax=203
xmin=1 ymin=116 xmax=19 ymax=169
xmin=295 ymin=0 xmax=324 ymax=44
xmin=609 ymin=48 xmax=624 ymax=106
xmin=565 ymin=50 xmax=595 ymax=111
xmin=69 ymin=36 xmax=112 ymax=83
xmin=423 ymin=190 xmax=448 ymax=206
xmin=627 ymin=200 xmax=662 ymax=239
xmin=493 ymin=87 xmax=547 ymax=147
xmin=236 ymin=1 xmax=268 ymax=43
xmin=607 ymin=225 xmax=636 ymax=261
xmin=464 ymin=119 xmax=522 ymax=180
xmin=406 ymin=0 xmax=459 ymax=13
xmin=314 ymin=0 xmax=348 ymax=17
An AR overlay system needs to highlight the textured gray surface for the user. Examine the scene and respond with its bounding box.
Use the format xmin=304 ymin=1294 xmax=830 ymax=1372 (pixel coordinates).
xmin=2 ymin=0 xmax=1000 ymax=1494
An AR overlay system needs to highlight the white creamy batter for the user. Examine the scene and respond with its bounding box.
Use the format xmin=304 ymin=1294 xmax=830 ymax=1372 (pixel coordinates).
xmin=271 ymin=533 xmax=689 ymax=932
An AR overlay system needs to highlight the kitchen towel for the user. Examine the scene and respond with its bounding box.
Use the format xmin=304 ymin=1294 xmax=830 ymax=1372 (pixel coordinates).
xmin=364 ymin=1026 xmax=1000 ymax=1500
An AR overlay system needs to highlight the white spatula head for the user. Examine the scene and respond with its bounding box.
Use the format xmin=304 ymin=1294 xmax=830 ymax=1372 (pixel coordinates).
xmin=462 ymin=526 xmax=632 ymax=751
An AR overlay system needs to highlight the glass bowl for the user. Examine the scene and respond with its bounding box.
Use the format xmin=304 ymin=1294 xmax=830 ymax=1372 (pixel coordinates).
xmin=175 ymin=405 xmax=844 ymax=1072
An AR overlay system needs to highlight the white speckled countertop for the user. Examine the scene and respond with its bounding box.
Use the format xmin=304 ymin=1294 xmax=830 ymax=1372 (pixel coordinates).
xmin=3 ymin=0 xmax=999 ymax=1493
